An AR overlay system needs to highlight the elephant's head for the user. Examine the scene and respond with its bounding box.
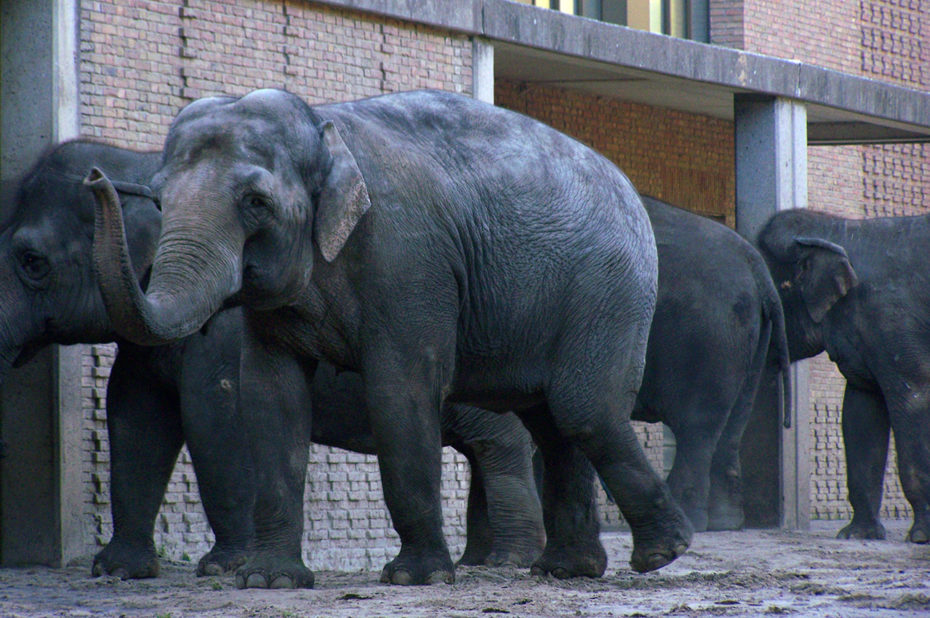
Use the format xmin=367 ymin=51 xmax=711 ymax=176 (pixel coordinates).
xmin=91 ymin=89 xmax=371 ymax=346
xmin=0 ymin=140 xmax=161 ymax=382
xmin=757 ymin=209 xmax=859 ymax=360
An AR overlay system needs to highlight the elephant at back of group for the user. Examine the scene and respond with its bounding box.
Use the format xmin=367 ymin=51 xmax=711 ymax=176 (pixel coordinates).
xmin=757 ymin=208 xmax=930 ymax=544
xmin=631 ymin=196 xmax=791 ymax=532
xmin=90 ymin=88 xmax=692 ymax=588
xmin=0 ymin=139 xmax=544 ymax=580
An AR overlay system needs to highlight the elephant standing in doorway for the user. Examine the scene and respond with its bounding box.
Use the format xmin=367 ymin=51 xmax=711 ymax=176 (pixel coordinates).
xmin=90 ymin=88 xmax=691 ymax=587
xmin=757 ymin=208 xmax=930 ymax=544
xmin=632 ymin=197 xmax=791 ymax=532
xmin=0 ymin=139 xmax=543 ymax=579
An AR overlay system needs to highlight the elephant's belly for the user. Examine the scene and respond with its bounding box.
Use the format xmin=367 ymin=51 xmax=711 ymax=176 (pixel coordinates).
xmin=448 ymin=359 xmax=547 ymax=413
xmin=445 ymin=389 xmax=545 ymax=414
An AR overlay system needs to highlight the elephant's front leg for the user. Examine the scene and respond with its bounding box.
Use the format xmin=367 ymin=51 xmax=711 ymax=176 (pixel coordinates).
xmin=180 ymin=318 xmax=255 ymax=576
xmin=837 ymin=385 xmax=889 ymax=541
xmin=94 ymin=352 xmax=182 ymax=579
xmin=234 ymin=326 xmax=314 ymax=589
xmin=365 ymin=344 xmax=454 ymax=585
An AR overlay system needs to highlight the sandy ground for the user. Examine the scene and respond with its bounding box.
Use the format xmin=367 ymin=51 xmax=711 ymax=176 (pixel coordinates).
xmin=1 ymin=520 xmax=928 ymax=617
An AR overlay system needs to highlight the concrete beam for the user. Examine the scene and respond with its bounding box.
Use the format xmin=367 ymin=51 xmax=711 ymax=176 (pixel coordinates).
xmin=472 ymin=38 xmax=495 ymax=104
xmin=734 ymin=94 xmax=810 ymax=531
xmin=311 ymin=0 xmax=930 ymax=140
xmin=0 ymin=0 xmax=83 ymax=567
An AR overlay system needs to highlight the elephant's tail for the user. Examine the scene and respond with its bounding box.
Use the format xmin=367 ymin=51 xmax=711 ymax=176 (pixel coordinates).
xmin=756 ymin=257 xmax=793 ymax=429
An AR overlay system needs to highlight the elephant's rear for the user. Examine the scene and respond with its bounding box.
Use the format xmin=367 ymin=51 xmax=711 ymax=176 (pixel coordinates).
xmin=332 ymin=91 xmax=658 ymax=401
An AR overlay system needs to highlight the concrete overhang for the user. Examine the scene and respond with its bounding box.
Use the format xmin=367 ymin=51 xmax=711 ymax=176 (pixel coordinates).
xmin=321 ymin=0 xmax=930 ymax=144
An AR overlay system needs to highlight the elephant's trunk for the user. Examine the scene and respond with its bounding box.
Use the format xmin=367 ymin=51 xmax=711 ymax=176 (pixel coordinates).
xmin=86 ymin=168 xmax=237 ymax=346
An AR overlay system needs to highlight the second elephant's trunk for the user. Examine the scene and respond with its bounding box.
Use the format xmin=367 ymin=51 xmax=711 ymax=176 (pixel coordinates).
xmin=86 ymin=168 xmax=235 ymax=346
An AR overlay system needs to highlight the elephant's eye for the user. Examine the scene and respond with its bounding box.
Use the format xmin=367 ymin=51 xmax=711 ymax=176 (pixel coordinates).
xmin=246 ymin=194 xmax=272 ymax=211
xmin=241 ymin=193 xmax=274 ymax=230
xmin=18 ymin=250 xmax=50 ymax=283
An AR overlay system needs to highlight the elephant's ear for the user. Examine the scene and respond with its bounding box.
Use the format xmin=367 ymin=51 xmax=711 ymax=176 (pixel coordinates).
xmin=314 ymin=120 xmax=371 ymax=262
xmin=794 ymin=236 xmax=858 ymax=323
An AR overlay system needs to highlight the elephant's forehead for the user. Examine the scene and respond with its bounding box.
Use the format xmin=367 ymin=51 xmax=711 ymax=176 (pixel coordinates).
xmin=168 ymin=114 xmax=284 ymax=168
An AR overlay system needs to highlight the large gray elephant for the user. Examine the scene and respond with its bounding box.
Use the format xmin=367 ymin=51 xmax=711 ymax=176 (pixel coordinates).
xmin=0 ymin=139 xmax=543 ymax=579
xmin=633 ymin=196 xmax=791 ymax=532
xmin=90 ymin=88 xmax=691 ymax=587
xmin=757 ymin=208 xmax=930 ymax=544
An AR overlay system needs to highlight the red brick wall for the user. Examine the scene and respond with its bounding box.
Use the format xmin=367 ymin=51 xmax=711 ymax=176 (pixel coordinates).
xmin=709 ymin=0 xmax=745 ymax=48
xmin=745 ymin=0 xmax=860 ymax=74
xmin=79 ymin=0 xmax=473 ymax=568
xmin=495 ymin=80 xmax=735 ymax=224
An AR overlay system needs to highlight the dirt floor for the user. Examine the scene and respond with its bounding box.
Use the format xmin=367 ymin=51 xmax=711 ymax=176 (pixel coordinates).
xmin=1 ymin=520 xmax=928 ymax=617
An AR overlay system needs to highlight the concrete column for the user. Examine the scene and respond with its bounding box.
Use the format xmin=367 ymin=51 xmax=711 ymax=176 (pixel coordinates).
xmin=472 ymin=37 xmax=494 ymax=104
xmin=734 ymin=94 xmax=810 ymax=531
xmin=0 ymin=0 xmax=84 ymax=566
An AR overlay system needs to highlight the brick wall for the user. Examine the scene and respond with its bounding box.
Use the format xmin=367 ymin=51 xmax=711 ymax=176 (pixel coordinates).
xmin=495 ymin=81 xmax=735 ymax=224
xmin=709 ymin=0 xmax=744 ymax=48
xmin=79 ymin=0 xmax=473 ymax=569
xmin=712 ymin=0 xmax=930 ymax=522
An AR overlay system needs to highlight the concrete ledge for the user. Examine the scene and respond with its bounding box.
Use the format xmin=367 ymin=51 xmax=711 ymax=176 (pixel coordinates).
xmin=316 ymin=0 xmax=481 ymax=35
xmin=481 ymin=0 xmax=929 ymax=132
xmin=319 ymin=0 xmax=930 ymax=138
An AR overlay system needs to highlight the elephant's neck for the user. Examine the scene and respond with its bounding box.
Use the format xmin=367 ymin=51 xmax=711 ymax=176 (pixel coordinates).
xmin=784 ymin=296 xmax=825 ymax=361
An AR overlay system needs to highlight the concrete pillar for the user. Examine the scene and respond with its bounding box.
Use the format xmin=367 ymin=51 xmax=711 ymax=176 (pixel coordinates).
xmin=734 ymin=94 xmax=810 ymax=531
xmin=472 ymin=37 xmax=494 ymax=105
xmin=0 ymin=0 xmax=84 ymax=566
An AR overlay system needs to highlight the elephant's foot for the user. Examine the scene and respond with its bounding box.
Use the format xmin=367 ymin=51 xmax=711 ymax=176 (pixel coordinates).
xmin=459 ymin=541 xmax=543 ymax=568
xmin=906 ymin=514 xmax=930 ymax=543
xmin=197 ymin=543 xmax=251 ymax=576
xmin=837 ymin=518 xmax=886 ymax=541
xmin=468 ymin=527 xmax=545 ymax=568
xmin=530 ymin=539 xmax=607 ymax=579
xmin=484 ymin=543 xmax=544 ymax=568
xmin=234 ymin=553 xmax=314 ymax=589
xmin=629 ymin=509 xmax=693 ymax=573
xmin=681 ymin=504 xmax=709 ymax=533
xmin=92 ymin=538 xmax=159 ymax=579
xmin=380 ymin=547 xmax=454 ymax=585
xmin=706 ymin=473 xmax=744 ymax=531
xmin=457 ymin=539 xmax=492 ymax=566
xmin=706 ymin=490 xmax=745 ymax=531
xmin=706 ymin=506 xmax=744 ymax=532
xmin=669 ymin=484 xmax=709 ymax=533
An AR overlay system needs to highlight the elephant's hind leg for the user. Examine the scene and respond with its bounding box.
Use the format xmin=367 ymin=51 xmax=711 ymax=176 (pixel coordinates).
xmin=887 ymin=389 xmax=930 ymax=544
xmin=547 ymin=320 xmax=692 ymax=573
xmin=516 ymin=406 xmax=606 ymax=579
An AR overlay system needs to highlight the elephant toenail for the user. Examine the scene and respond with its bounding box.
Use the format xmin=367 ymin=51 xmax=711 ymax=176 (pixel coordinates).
xmin=391 ymin=570 xmax=413 ymax=585
xmin=270 ymin=575 xmax=294 ymax=589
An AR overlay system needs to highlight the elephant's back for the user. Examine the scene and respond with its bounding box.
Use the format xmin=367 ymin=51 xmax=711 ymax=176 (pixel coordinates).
xmin=317 ymin=91 xmax=648 ymax=237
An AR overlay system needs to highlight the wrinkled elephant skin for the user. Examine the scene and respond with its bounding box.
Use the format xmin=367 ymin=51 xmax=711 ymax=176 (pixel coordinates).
xmin=758 ymin=209 xmax=930 ymax=544
xmin=0 ymin=140 xmax=543 ymax=583
xmin=634 ymin=197 xmax=791 ymax=532
xmin=91 ymin=89 xmax=691 ymax=586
